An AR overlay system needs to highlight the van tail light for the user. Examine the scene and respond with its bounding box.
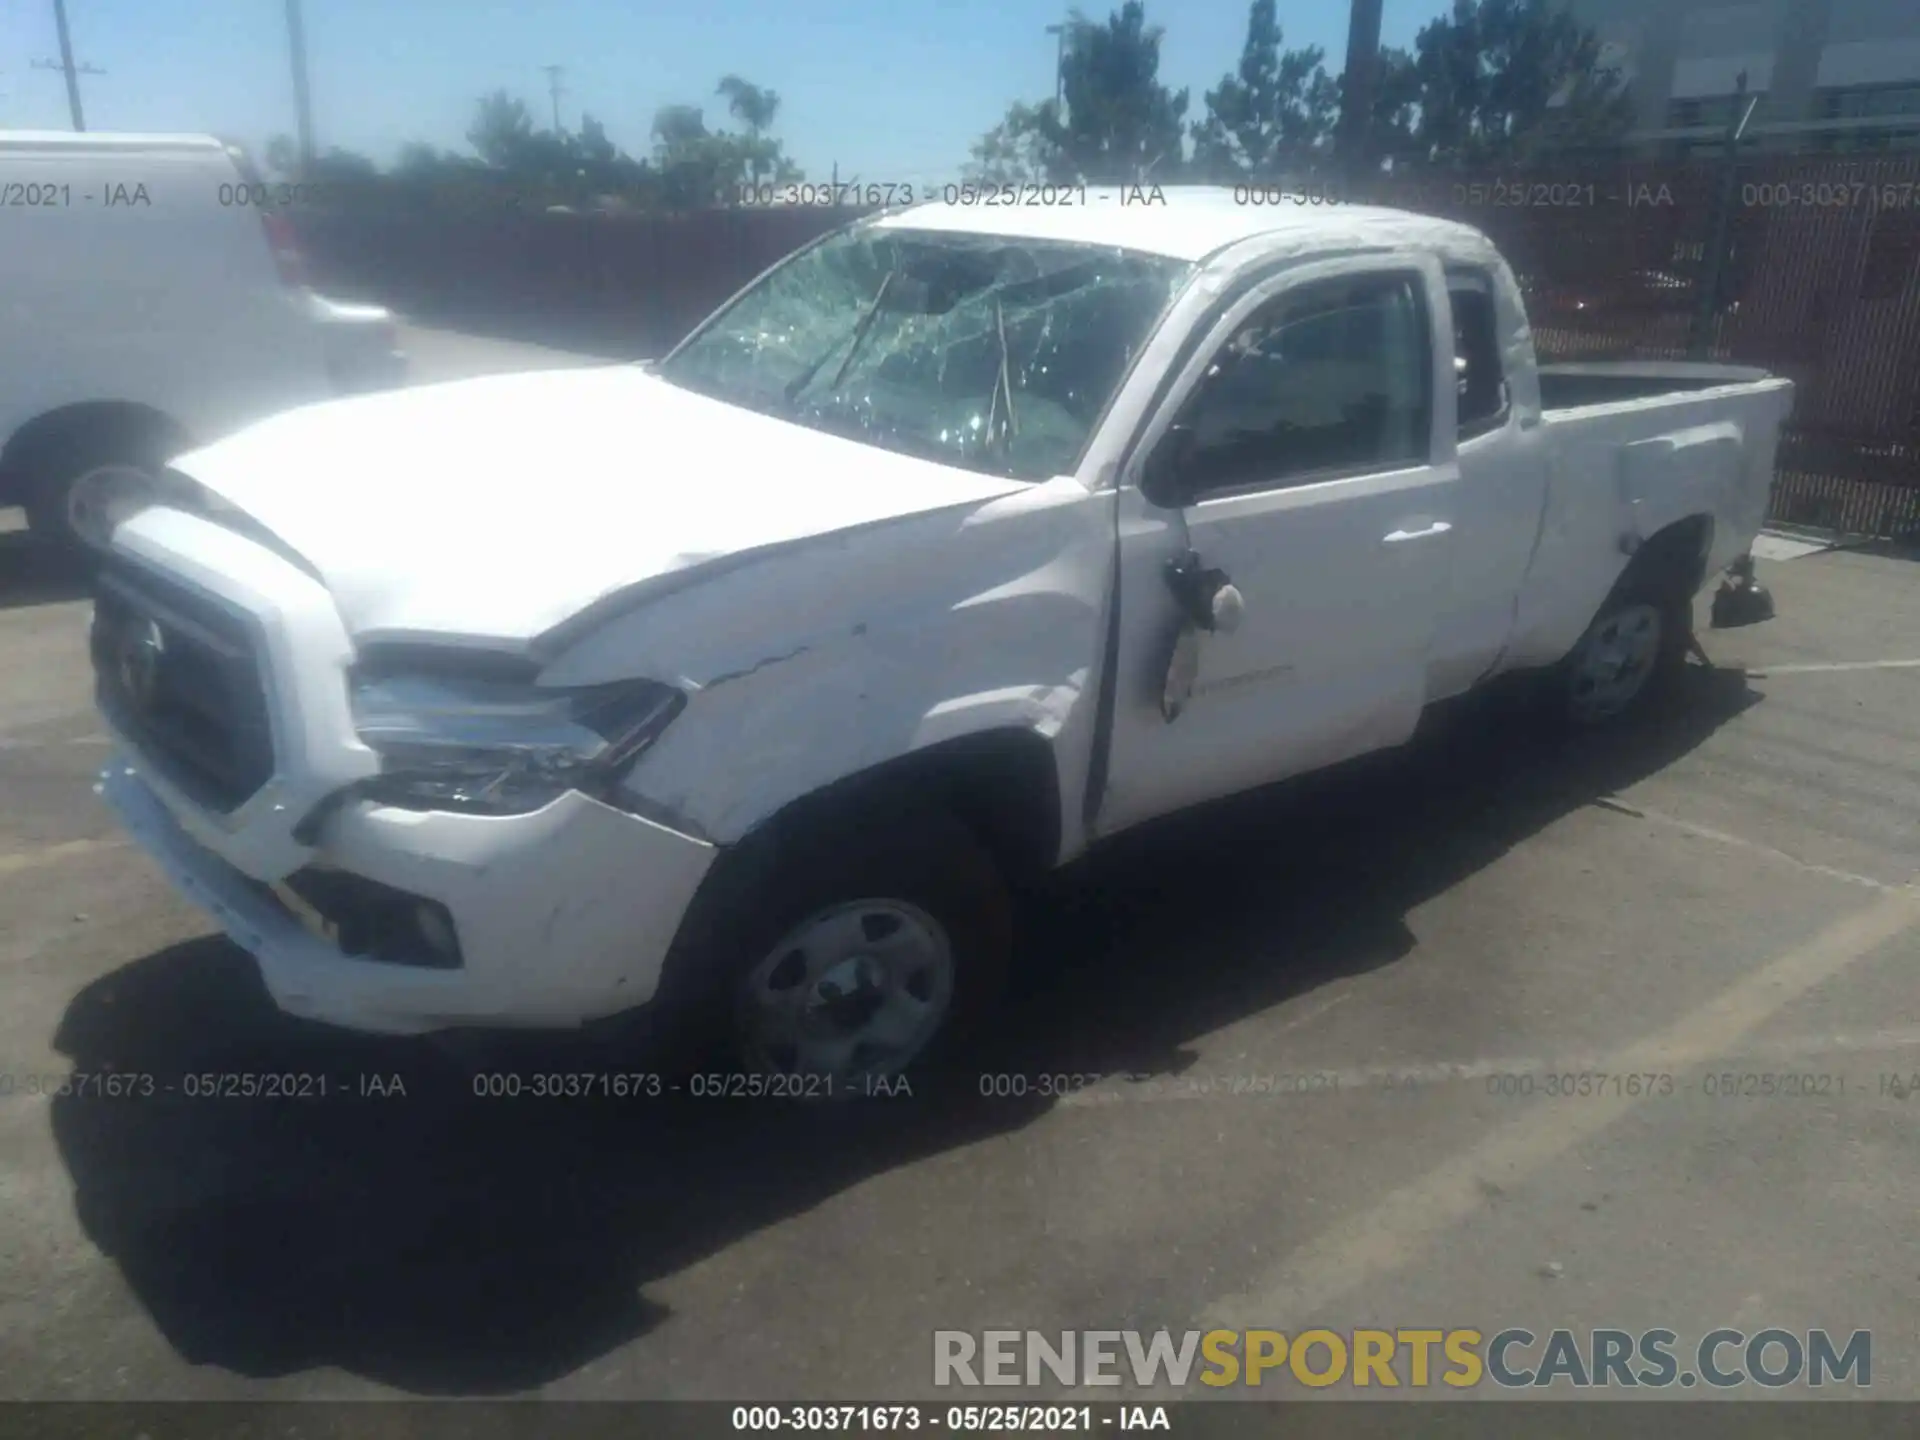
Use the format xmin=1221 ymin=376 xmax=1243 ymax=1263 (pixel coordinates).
xmin=261 ymin=210 xmax=308 ymax=288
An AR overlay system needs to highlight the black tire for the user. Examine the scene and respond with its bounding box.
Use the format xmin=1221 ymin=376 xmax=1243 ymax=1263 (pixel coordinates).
xmin=18 ymin=420 xmax=180 ymax=555
xmin=1556 ymin=577 xmax=1691 ymax=729
xmin=659 ymin=800 xmax=1013 ymax=1092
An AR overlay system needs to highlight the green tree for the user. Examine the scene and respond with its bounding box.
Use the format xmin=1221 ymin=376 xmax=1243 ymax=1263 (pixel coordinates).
xmin=650 ymin=104 xmax=726 ymax=206
xmin=1049 ymin=3 xmax=1189 ymax=182
xmin=651 ymin=103 xmax=709 ymax=154
xmin=1398 ymin=0 xmax=1632 ymax=166
xmin=1362 ymin=47 xmax=1426 ymax=171
xmin=463 ymin=90 xmax=646 ymax=207
xmin=392 ymin=141 xmax=447 ymax=177
xmin=968 ymin=3 xmax=1189 ymax=185
xmin=466 ymin=89 xmax=539 ymax=170
xmin=1190 ymin=0 xmax=1338 ymax=182
xmin=576 ymin=114 xmax=620 ymax=168
xmin=716 ymin=75 xmax=780 ymax=136
xmin=308 ymin=146 xmax=379 ymax=183
xmin=715 ymin=78 xmax=801 ymax=188
xmin=650 ymin=82 xmax=802 ymax=206
xmin=964 ymin=101 xmax=1054 ymax=183
xmin=254 ymin=75 xmax=803 ymax=213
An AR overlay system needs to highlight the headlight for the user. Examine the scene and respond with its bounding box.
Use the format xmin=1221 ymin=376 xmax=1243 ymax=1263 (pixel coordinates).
xmin=350 ymin=672 xmax=684 ymax=814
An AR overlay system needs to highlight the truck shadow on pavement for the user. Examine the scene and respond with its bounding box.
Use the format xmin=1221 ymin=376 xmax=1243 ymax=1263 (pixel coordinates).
xmin=48 ymin=664 xmax=1760 ymax=1394
xmin=0 ymin=528 xmax=91 ymax=610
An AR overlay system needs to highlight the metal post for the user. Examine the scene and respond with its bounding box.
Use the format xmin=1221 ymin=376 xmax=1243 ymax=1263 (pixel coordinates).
xmin=1690 ymin=73 xmax=1759 ymax=360
xmin=1338 ymin=0 xmax=1384 ymax=186
xmin=1045 ymin=22 xmax=1067 ymax=114
xmin=51 ymin=0 xmax=85 ymax=131
xmin=285 ymin=0 xmax=316 ymax=170
xmin=542 ymin=64 xmax=565 ymax=133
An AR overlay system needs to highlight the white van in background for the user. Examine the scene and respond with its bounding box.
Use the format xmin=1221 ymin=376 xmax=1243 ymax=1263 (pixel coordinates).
xmin=0 ymin=131 xmax=405 ymax=551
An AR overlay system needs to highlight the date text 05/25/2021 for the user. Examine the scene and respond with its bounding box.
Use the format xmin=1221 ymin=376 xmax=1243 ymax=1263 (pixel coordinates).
xmin=735 ymin=182 xmax=1181 ymax=208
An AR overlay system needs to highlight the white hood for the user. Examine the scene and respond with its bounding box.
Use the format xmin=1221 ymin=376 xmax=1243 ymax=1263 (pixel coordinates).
xmin=169 ymin=366 xmax=1030 ymax=645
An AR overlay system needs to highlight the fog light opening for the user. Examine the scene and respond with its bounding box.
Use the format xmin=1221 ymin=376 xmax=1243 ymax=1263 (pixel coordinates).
xmin=413 ymin=903 xmax=462 ymax=968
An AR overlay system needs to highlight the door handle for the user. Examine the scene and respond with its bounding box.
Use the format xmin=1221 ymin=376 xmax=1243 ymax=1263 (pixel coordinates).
xmin=1383 ymin=521 xmax=1453 ymax=544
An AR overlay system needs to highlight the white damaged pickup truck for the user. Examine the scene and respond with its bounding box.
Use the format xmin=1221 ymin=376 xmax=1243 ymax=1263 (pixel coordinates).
xmin=90 ymin=191 xmax=1793 ymax=1087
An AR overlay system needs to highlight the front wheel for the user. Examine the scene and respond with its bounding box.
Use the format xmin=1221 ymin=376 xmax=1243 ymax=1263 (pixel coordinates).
xmin=672 ymin=804 xmax=1013 ymax=1092
xmin=1559 ymin=589 xmax=1689 ymax=727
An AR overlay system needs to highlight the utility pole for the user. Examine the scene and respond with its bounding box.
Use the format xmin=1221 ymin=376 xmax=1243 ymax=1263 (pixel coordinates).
xmin=1044 ymin=21 xmax=1068 ymax=113
xmin=284 ymin=0 xmax=316 ymax=171
xmin=541 ymin=64 xmax=566 ymax=133
xmin=1689 ymin=71 xmax=1760 ymax=360
xmin=33 ymin=0 xmax=102 ymax=132
xmin=1337 ymin=0 xmax=1384 ymax=187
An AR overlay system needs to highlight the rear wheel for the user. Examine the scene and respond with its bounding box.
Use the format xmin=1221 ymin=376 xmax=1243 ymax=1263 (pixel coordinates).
xmin=1559 ymin=586 xmax=1689 ymax=727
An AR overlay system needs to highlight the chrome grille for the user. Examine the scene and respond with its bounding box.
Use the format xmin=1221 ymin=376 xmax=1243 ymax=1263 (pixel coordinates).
xmin=90 ymin=561 xmax=275 ymax=812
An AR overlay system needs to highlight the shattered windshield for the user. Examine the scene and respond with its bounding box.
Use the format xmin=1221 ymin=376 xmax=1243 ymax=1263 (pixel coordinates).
xmin=656 ymin=225 xmax=1195 ymax=481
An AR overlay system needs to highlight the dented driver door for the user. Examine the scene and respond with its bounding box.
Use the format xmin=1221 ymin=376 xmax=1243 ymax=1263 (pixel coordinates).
xmin=1091 ymin=253 xmax=1461 ymax=838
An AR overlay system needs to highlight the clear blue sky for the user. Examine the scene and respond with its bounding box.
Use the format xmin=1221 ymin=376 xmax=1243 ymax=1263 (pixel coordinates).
xmin=0 ymin=0 xmax=1451 ymax=184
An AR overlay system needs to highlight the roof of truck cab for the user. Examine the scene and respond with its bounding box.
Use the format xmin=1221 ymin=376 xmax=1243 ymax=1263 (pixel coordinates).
xmin=873 ymin=185 xmax=1494 ymax=264
xmin=0 ymin=130 xmax=229 ymax=152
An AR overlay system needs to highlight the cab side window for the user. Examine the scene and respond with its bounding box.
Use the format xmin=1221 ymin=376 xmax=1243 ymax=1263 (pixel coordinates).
xmin=1448 ymin=269 xmax=1510 ymax=439
xmin=1172 ymin=271 xmax=1432 ymax=498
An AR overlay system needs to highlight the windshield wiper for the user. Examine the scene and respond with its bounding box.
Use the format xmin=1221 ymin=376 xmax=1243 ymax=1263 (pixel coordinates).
xmin=981 ymin=296 xmax=1020 ymax=456
xmin=994 ymin=298 xmax=1017 ymax=445
xmin=784 ymin=267 xmax=899 ymax=407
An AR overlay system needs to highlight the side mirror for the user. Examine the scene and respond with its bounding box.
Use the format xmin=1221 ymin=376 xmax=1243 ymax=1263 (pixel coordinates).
xmin=1142 ymin=421 xmax=1198 ymax=506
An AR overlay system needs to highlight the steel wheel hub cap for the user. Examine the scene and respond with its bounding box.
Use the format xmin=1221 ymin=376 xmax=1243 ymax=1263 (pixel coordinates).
xmin=739 ymin=899 xmax=955 ymax=1083
xmin=1571 ymin=602 xmax=1663 ymax=721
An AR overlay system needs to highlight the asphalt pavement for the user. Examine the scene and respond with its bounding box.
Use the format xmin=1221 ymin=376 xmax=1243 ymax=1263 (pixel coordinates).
xmin=0 ymin=325 xmax=1916 ymax=1405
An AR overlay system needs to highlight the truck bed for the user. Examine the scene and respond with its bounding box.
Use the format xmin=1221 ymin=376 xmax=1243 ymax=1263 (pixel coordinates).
xmin=1538 ymin=361 xmax=1777 ymax=412
xmin=1500 ymin=365 xmax=1795 ymax=676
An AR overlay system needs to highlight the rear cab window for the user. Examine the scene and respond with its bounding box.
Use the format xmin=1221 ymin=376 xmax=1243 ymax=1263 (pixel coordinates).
xmin=1446 ymin=267 xmax=1510 ymax=439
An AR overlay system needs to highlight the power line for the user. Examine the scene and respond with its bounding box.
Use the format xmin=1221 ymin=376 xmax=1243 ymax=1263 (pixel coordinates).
xmin=541 ymin=64 xmax=566 ymax=133
xmin=33 ymin=0 xmax=102 ymax=132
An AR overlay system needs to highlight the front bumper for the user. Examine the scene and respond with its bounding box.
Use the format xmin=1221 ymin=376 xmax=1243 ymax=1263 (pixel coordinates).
xmin=103 ymin=758 xmax=716 ymax=1034
xmin=92 ymin=504 xmax=715 ymax=1036
xmin=308 ymin=292 xmax=409 ymax=395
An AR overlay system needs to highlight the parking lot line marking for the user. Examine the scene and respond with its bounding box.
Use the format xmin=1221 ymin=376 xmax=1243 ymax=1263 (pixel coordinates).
xmin=0 ymin=733 xmax=107 ymax=751
xmin=1748 ymin=659 xmax=1920 ymax=676
xmin=1058 ymin=1023 xmax=1920 ymax=1109
xmin=1593 ymin=798 xmax=1895 ymax=892
xmin=0 ymin=836 xmax=126 ymax=878
xmin=1749 ymin=534 xmax=1832 ymax=562
xmin=1199 ymin=883 xmax=1920 ymax=1331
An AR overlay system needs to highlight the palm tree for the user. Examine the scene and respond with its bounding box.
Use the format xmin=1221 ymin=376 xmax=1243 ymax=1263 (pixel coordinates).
xmin=716 ymin=75 xmax=780 ymax=136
